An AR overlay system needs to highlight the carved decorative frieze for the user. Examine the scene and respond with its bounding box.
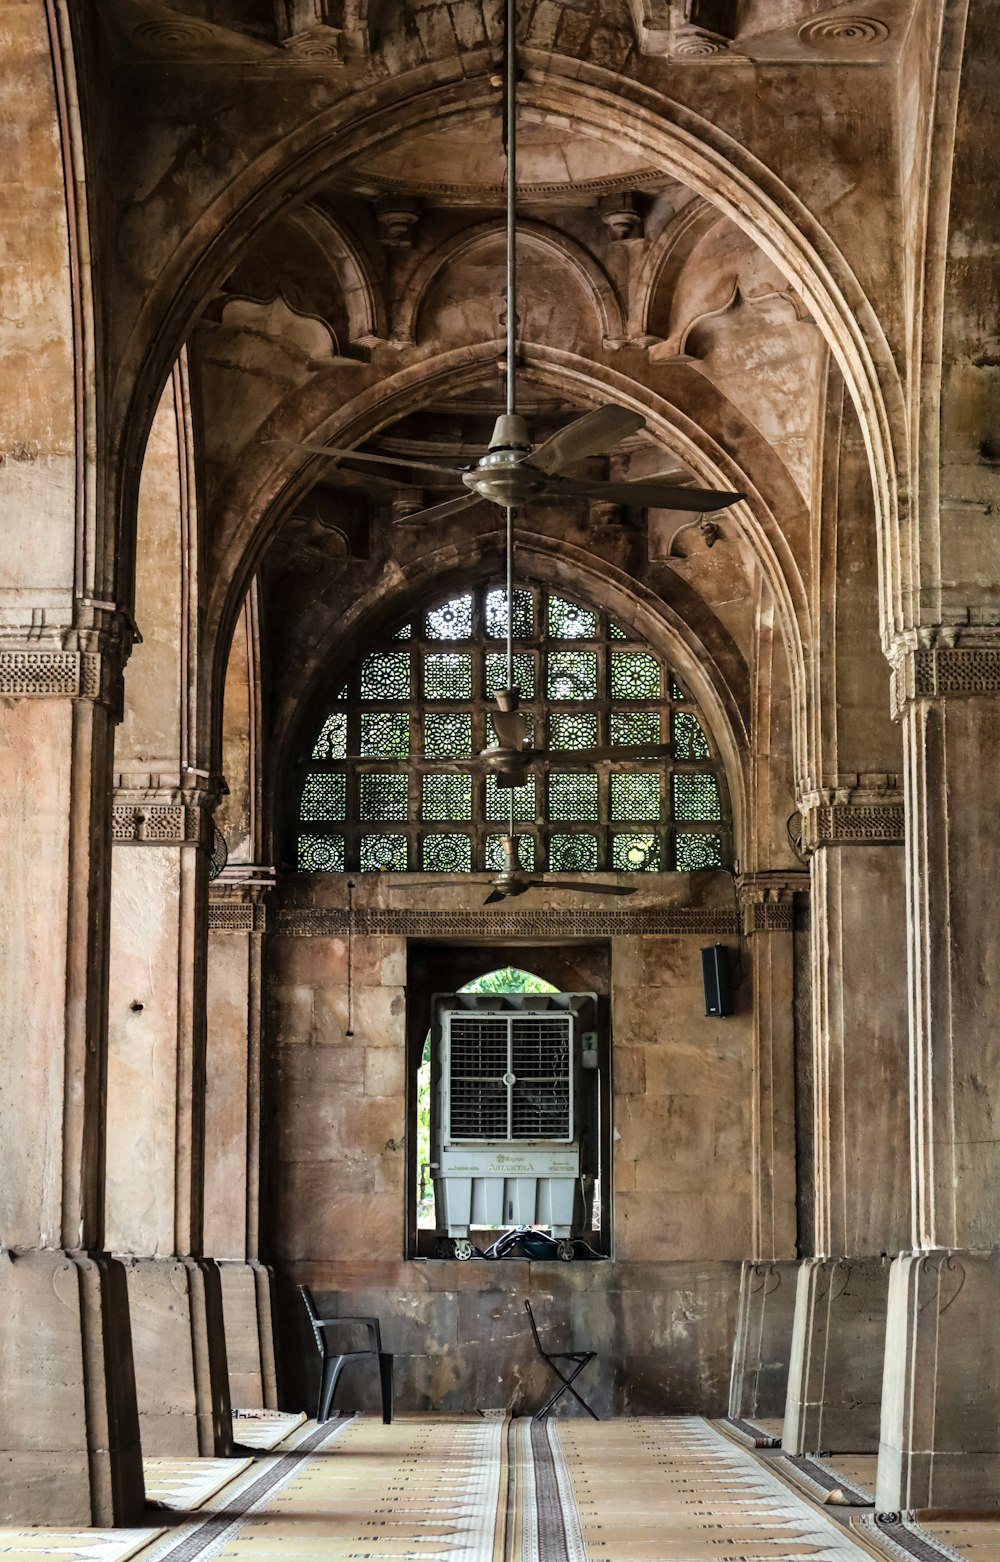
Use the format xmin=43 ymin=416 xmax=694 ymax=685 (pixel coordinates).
xmin=208 ymin=902 xmax=268 ymax=933
xmin=737 ymin=871 xmax=808 ymax=935
xmin=891 ymin=639 xmax=1000 ymax=719
xmin=273 ymin=905 xmax=739 ymax=938
xmin=798 ymin=776 xmax=904 ymax=854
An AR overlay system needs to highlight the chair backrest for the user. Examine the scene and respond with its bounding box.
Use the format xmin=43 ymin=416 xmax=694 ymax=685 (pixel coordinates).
xmin=298 ymin=1285 xmax=324 ymax=1354
xmin=524 ymin=1299 xmax=544 ymax=1354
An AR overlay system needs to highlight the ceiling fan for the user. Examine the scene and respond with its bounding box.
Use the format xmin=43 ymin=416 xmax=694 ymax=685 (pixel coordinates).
xmin=271 ymin=2 xmax=746 ymax=526
xmin=392 ymin=830 xmax=640 ymax=905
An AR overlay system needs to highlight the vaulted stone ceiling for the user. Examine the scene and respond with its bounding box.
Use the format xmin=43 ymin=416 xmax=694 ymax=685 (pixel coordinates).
xmin=88 ymin=0 xmax=924 ymax=864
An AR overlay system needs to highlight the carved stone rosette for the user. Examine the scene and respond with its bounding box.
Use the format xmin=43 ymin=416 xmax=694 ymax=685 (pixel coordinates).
xmin=798 ymin=775 xmax=905 ymax=855
xmin=0 ymin=604 xmax=134 ymax=716
xmin=112 ymin=775 xmax=220 ymax=848
xmin=737 ymin=871 xmax=808 ymax=935
xmin=890 ymin=633 xmax=1000 ymax=720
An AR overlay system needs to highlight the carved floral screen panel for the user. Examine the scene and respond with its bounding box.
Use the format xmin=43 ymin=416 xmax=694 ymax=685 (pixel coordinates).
xmin=296 ymin=584 xmax=730 ymax=873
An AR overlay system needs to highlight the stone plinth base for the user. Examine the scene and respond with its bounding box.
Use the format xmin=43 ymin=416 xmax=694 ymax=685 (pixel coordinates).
xmin=729 ymin=1260 xmax=799 ymax=1424
xmin=0 ymin=1250 xmax=144 ymax=1526
xmin=783 ymin=1255 xmax=891 ymax=1453
xmin=219 ymin=1260 xmax=278 ymax=1409
xmin=878 ymin=1250 xmax=1000 ymax=1510
xmin=123 ymin=1255 xmax=233 ymax=1457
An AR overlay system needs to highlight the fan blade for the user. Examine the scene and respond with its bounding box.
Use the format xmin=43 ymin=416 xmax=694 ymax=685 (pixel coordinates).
xmin=550 ymin=880 xmax=638 ymax=895
xmin=492 ymin=708 xmax=527 ymax=749
xmin=265 ymin=438 xmax=469 ymax=480
xmin=552 ymin=476 xmax=744 ymax=512
xmin=542 ymin=742 xmax=675 ymax=765
xmin=309 ymin=466 xmax=423 ymax=497
xmin=394 ymin=493 xmax=484 ymax=526
xmin=484 ymin=888 xmax=507 ymax=905
xmin=529 ymin=405 xmax=646 ymax=475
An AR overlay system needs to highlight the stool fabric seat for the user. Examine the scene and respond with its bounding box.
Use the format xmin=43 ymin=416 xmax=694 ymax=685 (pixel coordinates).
xmin=299 ymin=1285 xmax=393 ymax=1424
xmin=524 ymin=1298 xmax=599 ymax=1420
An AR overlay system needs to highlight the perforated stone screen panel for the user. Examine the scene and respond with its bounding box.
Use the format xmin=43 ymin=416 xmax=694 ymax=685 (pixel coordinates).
xmin=295 ymin=582 xmax=731 ymax=873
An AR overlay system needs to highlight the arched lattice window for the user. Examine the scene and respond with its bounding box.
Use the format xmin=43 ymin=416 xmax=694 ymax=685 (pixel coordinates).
xmin=296 ymin=583 xmax=730 ymax=874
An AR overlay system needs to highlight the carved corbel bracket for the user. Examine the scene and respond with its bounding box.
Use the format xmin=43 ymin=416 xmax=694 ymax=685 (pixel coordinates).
xmin=737 ymin=870 xmax=808 ymax=934
xmin=112 ymin=772 xmax=223 ymax=847
xmin=0 ymin=601 xmax=136 ymax=715
xmin=890 ymin=627 xmax=1000 ymax=720
xmin=208 ymin=869 xmax=275 ymax=933
xmin=798 ymin=774 xmax=904 ymax=855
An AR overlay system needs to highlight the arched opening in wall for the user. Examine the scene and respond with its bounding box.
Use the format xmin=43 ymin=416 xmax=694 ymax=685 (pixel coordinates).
xmin=405 ymin=942 xmax=612 ymax=1261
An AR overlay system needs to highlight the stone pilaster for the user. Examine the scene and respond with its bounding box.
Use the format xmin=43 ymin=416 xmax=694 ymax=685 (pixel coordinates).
xmin=105 ymin=775 xmax=234 ymax=1455
xmin=798 ymin=778 xmax=909 ymax=1256
xmin=207 ymin=870 xmax=280 ymax=1410
xmin=0 ymin=612 xmax=144 ymax=1524
xmin=738 ymin=872 xmax=806 ymax=1262
xmin=728 ymin=1259 xmax=800 ymax=1429
xmin=877 ymin=632 xmax=1000 ymax=1509
xmin=783 ymin=1255 xmax=892 ymax=1454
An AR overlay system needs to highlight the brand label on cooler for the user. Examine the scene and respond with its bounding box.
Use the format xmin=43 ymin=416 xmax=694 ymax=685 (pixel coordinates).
xmin=438 ymin=1146 xmax=580 ymax=1178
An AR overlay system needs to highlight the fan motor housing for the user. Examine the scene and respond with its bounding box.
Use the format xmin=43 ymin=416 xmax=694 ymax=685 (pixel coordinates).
xmin=430 ymin=990 xmax=599 ymax=1241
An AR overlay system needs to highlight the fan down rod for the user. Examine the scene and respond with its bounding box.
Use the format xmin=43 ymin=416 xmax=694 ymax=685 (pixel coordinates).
xmin=505 ymin=0 xmax=517 ymax=417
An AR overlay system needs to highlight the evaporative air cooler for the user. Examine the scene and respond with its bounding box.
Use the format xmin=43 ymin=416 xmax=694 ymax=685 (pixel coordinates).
xmin=429 ymin=991 xmax=599 ymax=1258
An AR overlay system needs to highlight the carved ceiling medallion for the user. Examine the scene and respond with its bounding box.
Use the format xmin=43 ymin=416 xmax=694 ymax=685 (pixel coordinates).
xmin=798 ymin=16 xmax=890 ymax=49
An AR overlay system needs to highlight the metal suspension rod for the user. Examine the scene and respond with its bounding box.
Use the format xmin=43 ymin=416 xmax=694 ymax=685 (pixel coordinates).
xmin=505 ymin=0 xmax=517 ymax=417
xmin=506 ymin=503 xmax=515 ymax=837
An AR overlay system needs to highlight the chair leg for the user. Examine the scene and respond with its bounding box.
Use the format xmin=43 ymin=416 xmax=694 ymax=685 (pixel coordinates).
xmin=378 ymin=1353 xmax=394 ymax=1425
xmin=318 ymin=1355 xmax=346 ymax=1423
xmin=534 ymin=1356 xmax=599 ymax=1421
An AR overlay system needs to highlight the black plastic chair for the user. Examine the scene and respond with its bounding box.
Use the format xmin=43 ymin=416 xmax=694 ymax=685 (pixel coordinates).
xmin=524 ymin=1299 xmax=599 ymax=1420
xmin=299 ymin=1285 xmax=393 ymax=1424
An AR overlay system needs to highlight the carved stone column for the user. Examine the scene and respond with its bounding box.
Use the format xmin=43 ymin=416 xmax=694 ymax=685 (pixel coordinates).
xmin=0 ymin=615 xmax=145 ymax=1524
xmin=799 ymin=778 xmax=909 ymax=1256
xmin=105 ymin=776 xmax=233 ymax=1457
xmin=878 ymin=636 xmax=1000 ymax=1508
xmin=738 ymin=872 xmax=807 ymax=1262
xmin=207 ymin=869 xmax=279 ymax=1410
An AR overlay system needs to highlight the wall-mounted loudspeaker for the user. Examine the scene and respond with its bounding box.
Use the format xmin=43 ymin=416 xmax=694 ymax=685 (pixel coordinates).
xmin=701 ymin=944 xmax=733 ymax=1018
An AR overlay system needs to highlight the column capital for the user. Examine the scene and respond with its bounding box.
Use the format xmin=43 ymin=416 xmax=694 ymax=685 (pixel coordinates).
xmin=798 ymin=775 xmax=905 ymax=855
xmin=0 ymin=602 xmax=135 ymax=714
xmin=112 ymin=773 xmax=222 ymax=847
xmin=208 ymin=867 xmax=275 ymax=932
xmin=890 ymin=626 xmax=1000 ymax=719
xmin=737 ymin=870 xmax=808 ymax=934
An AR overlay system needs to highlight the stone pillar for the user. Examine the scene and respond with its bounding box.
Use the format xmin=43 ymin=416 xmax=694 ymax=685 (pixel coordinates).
xmin=783 ymin=1255 xmax=892 ymax=1454
xmin=0 ymin=621 xmax=145 ymax=1524
xmin=106 ymin=779 xmax=234 ymax=1456
xmin=878 ymin=642 xmax=1000 ymax=1508
xmin=739 ymin=873 xmax=805 ymax=1263
xmin=729 ymin=1260 xmax=800 ymax=1430
xmin=800 ymin=781 xmax=910 ymax=1259
xmin=207 ymin=872 xmax=279 ymax=1410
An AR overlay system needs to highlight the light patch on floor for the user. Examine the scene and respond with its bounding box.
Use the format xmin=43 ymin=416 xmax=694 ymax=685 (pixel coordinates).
xmin=557 ymin=1416 xmax=874 ymax=1561
xmin=0 ymin=1529 xmax=163 ymax=1562
xmin=142 ymin=1458 xmax=252 ymax=1511
xmin=231 ymin=1410 xmax=306 ymax=1451
xmin=908 ymin=1519 xmax=1000 ymax=1562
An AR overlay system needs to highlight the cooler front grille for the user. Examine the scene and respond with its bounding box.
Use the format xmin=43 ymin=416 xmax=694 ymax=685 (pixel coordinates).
xmin=444 ymin=1012 xmax=573 ymax=1142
